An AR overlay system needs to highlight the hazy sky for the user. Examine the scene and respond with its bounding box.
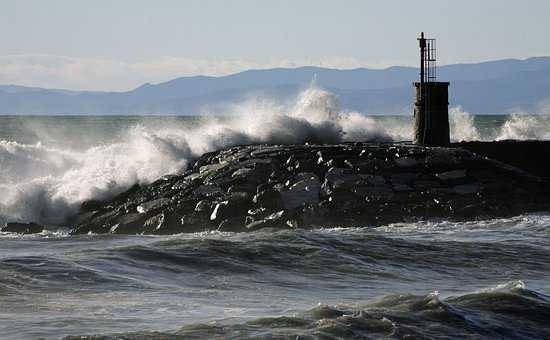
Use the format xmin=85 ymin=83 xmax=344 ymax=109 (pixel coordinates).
xmin=1 ymin=0 xmax=549 ymax=91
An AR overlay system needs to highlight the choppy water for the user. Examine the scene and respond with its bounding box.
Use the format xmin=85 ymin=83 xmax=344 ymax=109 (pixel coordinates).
xmin=2 ymin=215 xmax=550 ymax=339
xmin=1 ymin=86 xmax=550 ymax=338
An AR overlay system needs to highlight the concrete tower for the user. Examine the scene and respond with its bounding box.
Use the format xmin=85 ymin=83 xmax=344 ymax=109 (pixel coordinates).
xmin=413 ymin=32 xmax=450 ymax=146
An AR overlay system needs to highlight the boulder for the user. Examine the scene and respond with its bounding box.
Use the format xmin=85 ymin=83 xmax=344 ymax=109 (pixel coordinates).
xmin=67 ymin=142 xmax=550 ymax=234
xmin=436 ymin=169 xmax=467 ymax=181
xmin=280 ymin=173 xmax=321 ymax=210
xmin=136 ymin=198 xmax=171 ymax=214
xmin=1 ymin=222 xmax=44 ymax=234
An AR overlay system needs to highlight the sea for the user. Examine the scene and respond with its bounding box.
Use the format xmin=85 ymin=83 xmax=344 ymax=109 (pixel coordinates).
xmin=1 ymin=87 xmax=550 ymax=339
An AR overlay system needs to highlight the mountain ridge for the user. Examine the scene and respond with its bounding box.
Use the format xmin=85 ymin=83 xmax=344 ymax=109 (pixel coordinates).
xmin=1 ymin=56 xmax=549 ymax=115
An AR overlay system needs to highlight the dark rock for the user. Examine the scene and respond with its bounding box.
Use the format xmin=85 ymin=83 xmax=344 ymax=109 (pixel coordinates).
xmin=436 ymin=169 xmax=467 ymax=181
xmin=2 ymin=222 xmax=44 ymax=234
xmin=136 ymin=198 xmax=171 ymax=214
xmin=452 ymin=184 xmax=482 ymax=195
xmin=80 ymin=199 xmax=104 ymax=212
xmin=210 ymin=192 xmax=251 ymax=222
xmin=253 ymin=189 xmax=283 ymax=211
xmin=245 ymin=210 xmax=292 ymax=230
xmin=67 ymin=142 xmax=550 ymax=234
xmin=280 ymin=172 xmax=321 ymax=210
xmin=194 ymin=200 xmax=212 ymax=212
xmin=193 ymin=184 xmax=223 ymax=198
xmin=108 ymin=213 xmax=148 ymax=234
xmin=391 ymin=173 xmax=419 ymax=184
xmin=228 ymin=183 xmax=257 ymax=194
xmin=394 ymin=157 xmax=419 ymax=168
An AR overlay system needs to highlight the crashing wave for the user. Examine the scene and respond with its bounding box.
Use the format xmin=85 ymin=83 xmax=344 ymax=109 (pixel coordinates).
xmin=1 ymin=85 xmax=549 ymax=225
xmin=65 ymin=281 xmax=550 ymax=339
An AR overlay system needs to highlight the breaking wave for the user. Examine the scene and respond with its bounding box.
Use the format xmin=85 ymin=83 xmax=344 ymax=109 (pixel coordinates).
xmin=449 ymin=106 xmax=481 ymax=142
xmin=1 ymin=84 xmax=549 ymax=225
xmin=447 ymin=107 xmax=550 ymax=142
xmin=2 ymin=214 xmax=550 ymax=339
xmin=0 ymin=85 xmax=391 ymax=225
xmin=66 ymin=280 xmax=550 ymax=340
xmin=496 ymin=112 xmax=550 ymax=140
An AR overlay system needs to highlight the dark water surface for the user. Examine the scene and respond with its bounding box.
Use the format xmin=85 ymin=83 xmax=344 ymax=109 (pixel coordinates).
xmin=1 ymin=214 xmax=550 ymax=339
xmin=1 ymin=114 xmax=550 ymax=339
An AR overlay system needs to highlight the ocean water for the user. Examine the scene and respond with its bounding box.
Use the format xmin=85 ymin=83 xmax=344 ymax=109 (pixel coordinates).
xmin=1 ymin=87 xmax=550 ymax=339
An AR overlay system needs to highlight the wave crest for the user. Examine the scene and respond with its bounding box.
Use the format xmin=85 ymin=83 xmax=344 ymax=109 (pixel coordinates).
xmin=0 ymin=85 xmax=391 ymax=224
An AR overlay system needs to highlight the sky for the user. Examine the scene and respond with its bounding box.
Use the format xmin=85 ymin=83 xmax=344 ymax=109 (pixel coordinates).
xmin=1 ymin=0 xmax=549 ymax=91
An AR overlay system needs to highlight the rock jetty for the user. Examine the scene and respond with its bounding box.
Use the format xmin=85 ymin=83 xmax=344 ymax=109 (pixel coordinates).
xmin=1 ymin=222 xmax=44 ymax=235
xmin=67 ymin=142 xmax=550 ymax=235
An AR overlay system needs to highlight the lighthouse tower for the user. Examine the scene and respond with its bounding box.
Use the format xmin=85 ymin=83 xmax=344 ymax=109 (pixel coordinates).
xmin=413 ymin=32 xmax=450 ymax=146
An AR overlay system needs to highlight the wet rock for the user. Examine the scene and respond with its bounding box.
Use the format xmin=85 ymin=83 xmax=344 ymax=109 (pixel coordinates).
xmin=393 ymin=183 xmax=413 ymax=192
xmin=436 ymin=169 xmax=467 ymax=181
xmin=352 ymin=186 xmax=394 ymax=200
xmin=1 ymin=222 xmax=44 ymax=234
xmin=217 ymin=217 xmax=247 ymax=232
xmin=80 ymin=199 xmax=104 ymax=212
xmin=68 ymin=142 xmax=550 ymax=234
xmin=253 ymin=189 xmax=283 ymax=211
xmin=143 ymin=213 xmax=165 ymax=232
xmin=452 ymin=184 xmax=482 ymax=195
xmin=232 ymin=168 xmax=253 ymax=177
xmin=194 ymin=200 xmax=212 ymax=212
xmin=108 ymin=213 xmax=147 ymax=234
xmin=395 ymin=157 xmax=419 ymax=168
xmin=280 ymin=173 xmax=321 ymax=210
xmin=136 ymin=198 xmax=171 ymax=214
xmin=414 ymin=180 xmax=441 ymax=190
xmin=324 ymin=168 xmax=364 ymax=190
xmin=367 ymin=175 xmax=386 ymax=186
xmin=228 ymin=183 xmax=257 ymax=194
xmin=171 ymin=179 xmax=191 ymax=191
xmin=193 ymin=184 xmax=223 ymax=198
xmin=391 ymin=173 xmax=419 ymax=184
xmin=199 ymin=161 xmax=228 ymax=173
xmin=211 ymin=192 xmax=251 ymax=222
xmin=245 ymin=210 xmax=291 ymax=230
xmin=210 ymin=201 xmax=228 ymax=221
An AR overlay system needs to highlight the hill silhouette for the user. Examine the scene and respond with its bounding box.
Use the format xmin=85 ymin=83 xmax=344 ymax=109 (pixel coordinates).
xmin=1 ymin=57 xmax=549 ymax=114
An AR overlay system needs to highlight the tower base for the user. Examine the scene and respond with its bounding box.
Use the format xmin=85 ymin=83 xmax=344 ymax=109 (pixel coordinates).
xmin=413 ymin=82 xmax=450 ymax=146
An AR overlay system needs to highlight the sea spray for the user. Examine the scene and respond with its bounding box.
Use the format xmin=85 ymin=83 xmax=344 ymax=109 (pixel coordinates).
xmin=2 ymin=85 xmax=548 ymax=225
xmin=449 ymin=106 xmax=481 ymax=142
xmin=0 ymin=85 xmax=391 ymax=225
xmin=497 ymin=112 xmax=550 ymax=140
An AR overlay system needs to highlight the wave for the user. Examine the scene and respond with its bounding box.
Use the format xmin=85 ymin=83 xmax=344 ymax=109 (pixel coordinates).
xmin=3 ymin=223 xmax=549 ymax=292
xmin=2 ymin=223 xmax=549 ymax=339
xmin=449 ymin=106 xmax=481 ymax=141
xmin=449 ymin=107 xmax=550 ymax=142
xmin=1 ymin=85 xmax=549 ymax=225
xmin=0 ymin=85 xmax=392 ymax=225
xmin=64 ymin=281 xmax=550 ymax=339
xmin=496 ymin=112 xmax=550 ymax=140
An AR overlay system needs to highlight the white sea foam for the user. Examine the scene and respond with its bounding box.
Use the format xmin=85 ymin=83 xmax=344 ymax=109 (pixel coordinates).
xmin=449 ymin=106 xmax=550 ymax=141
xmin=0 ymin=85 xmax=392 ymax=224
xmin=1 ymin=85 xmax=549 ymax=225
xmin=496 ymin=112 xmax=550 ymax=140
xmin=449 ymin=106 xmax=481 ymax=142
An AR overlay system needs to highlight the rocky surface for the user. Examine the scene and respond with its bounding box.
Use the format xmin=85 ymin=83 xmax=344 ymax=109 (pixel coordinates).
xmin=69 ymin=143 xmax=550 ymax=235
xmin=1 ymin=222 xmax=44 ymax=234
xmin=456 ymin=140 xmax=550 ymax=179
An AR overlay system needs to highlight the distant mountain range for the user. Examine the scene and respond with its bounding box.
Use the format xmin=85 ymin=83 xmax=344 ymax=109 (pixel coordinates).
xmin=1 ymin=57 xmax=550 ymax=115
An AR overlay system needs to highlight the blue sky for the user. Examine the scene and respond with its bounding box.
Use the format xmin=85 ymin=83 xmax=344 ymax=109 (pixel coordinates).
xmin=1 ymin=0 xmax=549 ymax=90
